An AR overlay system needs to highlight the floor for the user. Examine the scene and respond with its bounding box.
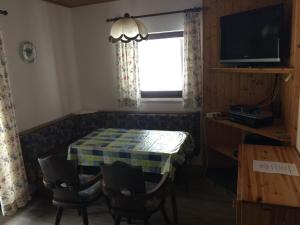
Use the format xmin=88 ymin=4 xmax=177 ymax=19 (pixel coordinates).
xmin=0 ymin=173 xmax=235 ymax=225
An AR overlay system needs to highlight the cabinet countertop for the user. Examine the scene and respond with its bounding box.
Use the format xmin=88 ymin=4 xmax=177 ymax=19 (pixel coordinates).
xmin=237 ymin=145 xmax=300 ymax=208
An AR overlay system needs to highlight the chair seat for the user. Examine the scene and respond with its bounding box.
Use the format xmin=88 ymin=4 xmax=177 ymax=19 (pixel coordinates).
xmin=145 ymin=197 xmax=161 ymax=212
xmin=110 ymin=182 xmax=163 ymax=214
xmin=78 ymin=175 xmax=102 ymax=203
xmin=101 ymin=161 xmax=170 ymax=225
xmin=55 ymin=174 xmax=102 ymax=205
xmin=145 ymin=182 xmax=156 ymax=191
xmin=145 ymin=182 xmax=163 ymax=211
xmin=38 ymin=154 xmax=103 ymax=225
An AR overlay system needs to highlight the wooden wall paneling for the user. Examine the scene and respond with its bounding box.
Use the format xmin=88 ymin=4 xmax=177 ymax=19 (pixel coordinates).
xmin=206 ymin=119 xmax=241 ymax=167
xmin=290 ymin=0 xmax=300 ymax=145
xmin=280 ymin=81 xmax=293 ymax=141
xmin=279 ymin=0 xmax=293 ymax=143
xmin=203 ymin=0 xmax=291 ymax=109
xmin=203 ymin=0 xmax=284 ymax=114
xmin=203 ymin=0 xmax=294 ymax=167
xmin=281 ymin=0 xmax=300 ymax=145
xmin=206 ymin=120 xmax=242 ymax=150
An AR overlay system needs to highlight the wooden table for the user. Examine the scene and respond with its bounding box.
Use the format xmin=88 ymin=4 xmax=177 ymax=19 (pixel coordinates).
xmin=237 ymin=144 xmax=300 ymax=225
xmin=68 ymin=128 xmax=194 ymax=225
xmin=68 ymin=128 xmax=193 ymax=176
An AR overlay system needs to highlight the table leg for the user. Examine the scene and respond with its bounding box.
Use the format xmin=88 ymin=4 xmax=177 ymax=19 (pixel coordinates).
xmin=170 ymin=182 xmax=178 ymax=225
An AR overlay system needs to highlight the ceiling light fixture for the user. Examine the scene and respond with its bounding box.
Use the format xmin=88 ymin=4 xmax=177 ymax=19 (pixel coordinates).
xmin=109 ymin=13 xmax=148 ymax=43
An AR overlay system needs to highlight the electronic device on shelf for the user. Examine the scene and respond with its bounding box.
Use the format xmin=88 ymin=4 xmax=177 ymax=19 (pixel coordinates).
xmin=220 ymin=4 xmax=290 ymax=66
xmin=229 ymin=105 xmax=273 ymax=128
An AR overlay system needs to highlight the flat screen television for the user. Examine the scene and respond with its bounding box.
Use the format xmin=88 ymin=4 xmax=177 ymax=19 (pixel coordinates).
xmin=220 ymin=4 xmax=288 ymax=66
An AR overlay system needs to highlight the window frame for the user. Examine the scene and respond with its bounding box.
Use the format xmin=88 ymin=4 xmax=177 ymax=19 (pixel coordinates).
xmin=139 ymin=31 xmax=184 ymax=99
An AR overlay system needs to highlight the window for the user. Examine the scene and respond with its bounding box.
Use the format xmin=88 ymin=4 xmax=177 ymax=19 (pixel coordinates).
xmin=138 ymin=31 xmax=184 ymax=98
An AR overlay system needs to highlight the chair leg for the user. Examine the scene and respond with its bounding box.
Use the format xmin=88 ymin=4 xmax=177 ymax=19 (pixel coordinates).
xmin=55 ymin=207 xmax=63 ymax=225
xmin=78 ymin=208 xmax=82 ymax=216
xmin=161 ymin=207 xmax=170 ymax=225
xmin=114 ymin=216 xmax=121 ymax=225
xmin=144 ymin=219 xmax=150 ymax=225
xmin=81 ymin=207 xmax=89 ymax=225
xmin=184 ymin=175 xmax=190 ymax=194
xmin=127 ymin=217 xmax=132 ymax=224
xmin=170 ymin=184 xmax=178 ymax=225
xmin=183 ymin=162 xmax=190 ymax=194
xmin=105 ymin=197 xmax=115 ymax=221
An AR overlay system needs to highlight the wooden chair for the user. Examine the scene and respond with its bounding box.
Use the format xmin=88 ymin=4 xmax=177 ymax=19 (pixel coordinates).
xmin=38 ymin=154 xmax=103 ymax=225
xmin=101 ymin=161 xmax=170 ymax=225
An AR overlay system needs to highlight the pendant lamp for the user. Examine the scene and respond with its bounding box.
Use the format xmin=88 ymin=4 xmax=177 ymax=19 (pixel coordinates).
xmin=109 ymin=13 xmax=148 ymax=43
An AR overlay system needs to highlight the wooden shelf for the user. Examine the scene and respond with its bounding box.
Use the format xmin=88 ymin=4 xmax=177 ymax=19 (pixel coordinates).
xmin=207 ymin=118 xmax=290 ymax=142
xmin=208 ymin=144 xmax=238 ymax=160
xmin=209 ymin=67 xmax=295 ymax=75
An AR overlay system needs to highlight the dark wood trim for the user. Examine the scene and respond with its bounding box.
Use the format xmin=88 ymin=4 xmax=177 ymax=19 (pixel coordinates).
xmin=148 ymin=31 xmax=183 ymax=40
xmin=42 ymin=0 xmax=70 ymax=7
xmin=141 ymin=91 xmax=182 ymax=98
xmin=107 ymin=7 xmax=202 ymax=22
xmin=68 ymin=0 xmax=119 ymax=8
xmin=0 ymin=10 xmax=8 ymax=16
xmin=43 ymin=0 xmax=119 ymax=8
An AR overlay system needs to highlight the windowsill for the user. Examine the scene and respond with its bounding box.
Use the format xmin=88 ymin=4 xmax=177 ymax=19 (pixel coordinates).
xmin=141 ymin=98 xmax=183 ymax=103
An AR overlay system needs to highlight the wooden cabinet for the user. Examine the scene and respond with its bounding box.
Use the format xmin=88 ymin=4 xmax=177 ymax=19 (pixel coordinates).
xmin=237 ymin=145 xmax=300 ymax=225
xmin=237 ymin=203 xmax=300 ymax=225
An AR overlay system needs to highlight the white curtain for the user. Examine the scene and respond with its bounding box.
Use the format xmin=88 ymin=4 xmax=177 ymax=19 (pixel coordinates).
xmin=116 ymin=41 xmax=140 ymax=108
xmin=183 ymin=11 xmax=203 ymax=108
xmin=183 ymin=12 xmax=207 ymax=176
xmin=0 ymin=33 xmax=30 ymax=216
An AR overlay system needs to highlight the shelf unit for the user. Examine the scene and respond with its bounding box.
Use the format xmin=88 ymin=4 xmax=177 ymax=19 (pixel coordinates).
xmin=206 ymin=68 xmax=293 ymax=160
xmin=206 ymin=118 xmax=291 ymax=160
xmin=208 ymin=118 xmax=290 ymax=142
xmin=208 ymin=143 xmax=238 ymax=160
xmin=203 ymin=0 xmax=300 ymax=166
xmin=209 ymin=67 xmax=295 ymax=75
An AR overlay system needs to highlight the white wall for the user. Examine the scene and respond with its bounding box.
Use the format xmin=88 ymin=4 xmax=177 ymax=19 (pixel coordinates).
xmin=0 ymin=0 xmax=201 ymax=131
xmin=72 ymin=0 xmax=201 ymax=111
xmin=0 ymin=0 xmax=80 ymax=131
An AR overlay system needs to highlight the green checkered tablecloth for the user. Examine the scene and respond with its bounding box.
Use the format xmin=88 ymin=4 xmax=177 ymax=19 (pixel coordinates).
xmin=68 ymin=128 xmax=194 ymax=175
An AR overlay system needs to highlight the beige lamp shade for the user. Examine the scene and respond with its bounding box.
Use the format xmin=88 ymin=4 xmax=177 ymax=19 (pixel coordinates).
xmin=109 ymin=13 xmax=148 ymax=43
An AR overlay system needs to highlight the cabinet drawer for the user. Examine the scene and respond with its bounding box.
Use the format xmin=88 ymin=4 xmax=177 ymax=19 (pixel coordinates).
xmin=237 ymin=202 xmax=300 ymax=225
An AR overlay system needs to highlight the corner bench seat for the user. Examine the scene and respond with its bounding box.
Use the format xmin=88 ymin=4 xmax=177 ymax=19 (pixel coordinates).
xmin=19 ymin=111 xmax=201 ymax=194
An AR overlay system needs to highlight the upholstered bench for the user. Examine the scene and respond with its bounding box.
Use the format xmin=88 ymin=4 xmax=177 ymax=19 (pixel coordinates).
xmin=19 ymin=111 xmax=201 ymax=194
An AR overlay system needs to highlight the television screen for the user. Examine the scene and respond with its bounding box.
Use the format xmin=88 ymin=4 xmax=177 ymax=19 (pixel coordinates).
xmin=220 ymin=4 xmax=286 ymax=66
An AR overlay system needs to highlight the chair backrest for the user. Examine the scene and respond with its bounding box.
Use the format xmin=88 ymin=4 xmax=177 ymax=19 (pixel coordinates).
xmin=102 ymin=161 xmax=146 ymax=194
xmin=38 ymin=154 xmax=79 ymax=189
xmin=101 ymin=161 xmax=146 ymax=211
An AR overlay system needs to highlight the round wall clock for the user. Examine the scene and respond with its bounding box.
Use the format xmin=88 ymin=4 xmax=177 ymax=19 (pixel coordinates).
xmin=19 ymin=41 xmax=37 ymax=63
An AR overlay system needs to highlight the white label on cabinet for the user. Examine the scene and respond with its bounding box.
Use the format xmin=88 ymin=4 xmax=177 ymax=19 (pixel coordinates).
xmin=253 ymin=160 xmax=299 ymax=176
